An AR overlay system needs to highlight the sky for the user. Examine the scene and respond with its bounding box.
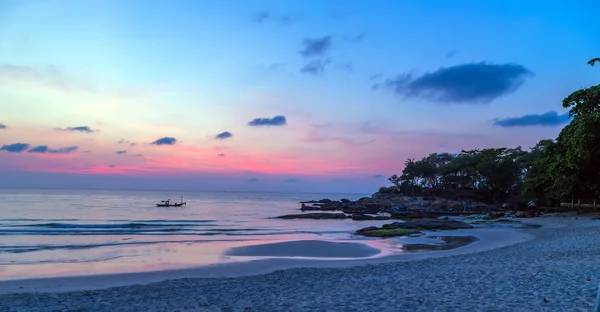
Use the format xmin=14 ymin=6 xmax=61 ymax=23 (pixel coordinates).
xmin=0 ymin=0 xmax=599 ymax=193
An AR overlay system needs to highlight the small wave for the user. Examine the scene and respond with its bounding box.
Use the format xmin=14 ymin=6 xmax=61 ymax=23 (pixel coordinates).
xmin=5 ymin=221 xmax=215 ymax=229
xmin=0 ymin=227 xmax=267 ymax=236
xmin=1 ymin=255 xmax=124 ymax=266
xmin=0 ymin=239 xmax=238 ymax=254
xmin=0 ymin=218 xmax=80 ymax=222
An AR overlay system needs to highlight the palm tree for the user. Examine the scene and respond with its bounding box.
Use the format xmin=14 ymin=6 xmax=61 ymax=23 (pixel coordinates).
xmin=589 ymin=58 xmax=600 ymax=66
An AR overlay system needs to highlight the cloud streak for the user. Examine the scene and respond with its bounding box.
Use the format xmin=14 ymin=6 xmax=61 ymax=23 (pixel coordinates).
xmin=299 ymin=36 xmax=332 ymax=58
xmin=0 ymin=123 xmax=6 ymax=129
xmin=28 ymin=145 xmax=78 ymax=154
xmin=375 ymin=62 xmax=534 ymax=104
xmin=215 ymin=131 xmax=233 ymax=140
xmin=301 ymin=59 xmax=329 ymax=75
xmin=493 ymin=111 xmax=570 ymax=127
xmin=115 ymin=150 xmax=127 ymax=155
xmin=248 ymin=115 xmax=287 ymax=126
xmin=54 ymin=126 xmax=96 ymax=133
xmin=117 ymin=139 xmax=136 ymax=146
xmin=151 ymin=137 xmax=177 ymax=145
xmin=252 ymin=10 xmax=294 ymax=25
xmin=0 ymin=143 xmax=30 ymax=153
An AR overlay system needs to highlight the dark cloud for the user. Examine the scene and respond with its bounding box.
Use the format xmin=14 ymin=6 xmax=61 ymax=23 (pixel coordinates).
xmin=115 ymin=150 xmax=127 ymax=155
xmin=446 ymin=50 xmax=457 ymax=58
xmin=248 ymin=115 xmax=287 ymax=127
xmin=252 ymin=10 xmax=294 ymax=25
xmin=215 ymin=131 xmax=233 ymax=140
xmin=133 ymin=153 xmax=144 ymax=157
xmin=375 ymin=62 xmax=534 ymax=104
xmin=493 ymin=111 xmax=570 ymax=127
xmin=117 ymin=139 xmax=136 ymax=146
xmin=248 ymin=178 xmax=259 ymax=182
xmin=299 ymin=36 xmax=332 ymax=58
xmin=54 ymin=126 xmax=96 ymax=133
xmin=28 ymin=145 xmax=78 ymax=154
xmin=151 ymin=137 xmax=177 ymax=145
xmin=373 ymin=174 xmax=384 ymax=178
xmin=82 ymin=150 xmax=92 ymax=153
xmin=108 ymin=164 xmax=116 ymax=168
xmin=301 ymin=59 xmax=329 ymax=75
xmin=285 ymin=178 xmax=300 ymax=183
xmin=0 ymin=143 xmax=30 ymax=153
xmin=0 ymin=123 xmax=6 ymax=129
xmin=217 ymin=153 xmax=225 ymax=157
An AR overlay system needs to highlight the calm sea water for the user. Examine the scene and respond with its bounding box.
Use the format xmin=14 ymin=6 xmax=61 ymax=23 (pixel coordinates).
xmin=0 ymin=189 xmax=404 ymax=280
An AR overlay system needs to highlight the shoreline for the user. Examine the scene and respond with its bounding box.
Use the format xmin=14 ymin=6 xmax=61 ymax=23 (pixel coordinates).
xmin=0 ymin=217 xmax=552 ymax=295
xmin=2 ymin=215 xmax=598 ymax=311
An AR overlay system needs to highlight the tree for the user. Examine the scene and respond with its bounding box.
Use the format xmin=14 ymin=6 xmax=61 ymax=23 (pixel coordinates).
xmin=589 ymin=58 xmax=600 ymax=66
xmin=385 ymin=58 xmax=599 ymax=203
xmin=548 ymin=114 xmax=600 ymax=199
xmin=522 ymin=139 xmax=557 ymax=200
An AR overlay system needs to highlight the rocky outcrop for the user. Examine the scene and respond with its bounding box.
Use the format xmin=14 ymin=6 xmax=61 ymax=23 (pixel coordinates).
xmin=370 ymin=192 xmax=491 ymax=213
xmin=275 ymin=213 xmax=349 ymax=220
xmin=355 ymin=219 xmax=473 ymax=237
xmin=390 ymin=211 xmax=430 ymax=220
xmin=351 ymin=214 xmax=391 ymax=221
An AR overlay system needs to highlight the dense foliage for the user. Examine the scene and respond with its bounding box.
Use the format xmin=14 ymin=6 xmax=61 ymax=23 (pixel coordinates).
xmin=385 ymin=59 xmax=600 ymax=203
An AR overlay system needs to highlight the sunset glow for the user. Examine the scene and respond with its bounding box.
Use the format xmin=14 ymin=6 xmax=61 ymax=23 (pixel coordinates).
xmin=1 ymin=0 xmax=598 ymax=192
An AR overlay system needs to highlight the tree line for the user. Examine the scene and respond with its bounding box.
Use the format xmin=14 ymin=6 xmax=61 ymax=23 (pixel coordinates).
xmin=382 ymin=58 xmax=600 ymax=205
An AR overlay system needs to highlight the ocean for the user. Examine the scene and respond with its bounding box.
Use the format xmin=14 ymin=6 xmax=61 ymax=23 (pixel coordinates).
xmin=0 ymin=188 xmax=403 ymax=281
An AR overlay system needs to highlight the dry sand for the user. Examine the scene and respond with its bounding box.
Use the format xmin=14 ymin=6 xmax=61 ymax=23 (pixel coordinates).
xmin=1 ymin=215 xmax=599 ymax=311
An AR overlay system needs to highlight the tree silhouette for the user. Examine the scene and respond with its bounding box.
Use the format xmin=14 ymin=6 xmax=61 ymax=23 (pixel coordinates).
xmin=589 ymin=58 xmax=600 ymax=66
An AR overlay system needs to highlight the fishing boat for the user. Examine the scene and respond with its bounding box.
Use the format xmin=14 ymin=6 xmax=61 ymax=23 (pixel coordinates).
xmin=156 ymin=195 xmax=186 ymax=207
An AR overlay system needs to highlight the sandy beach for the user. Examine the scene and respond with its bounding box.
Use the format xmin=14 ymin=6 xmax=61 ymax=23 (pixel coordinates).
xmin=1 ymin=215 xmax=598 ymax=311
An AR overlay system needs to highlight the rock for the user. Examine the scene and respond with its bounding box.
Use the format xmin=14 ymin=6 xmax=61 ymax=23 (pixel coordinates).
xmin=355 ymin=219 xmax=473 ymax=237
xmin=340 ymin=198 xmax=351 ymax=203
xmin=318 ymin=199 xmax=333 ymax=204
xmin=471 ymin=219 xmax=520 ymax=225
xmin=390 ymin=211 xmax=429 ymax=220
xmin=275 ymin=213 xmax=349 ymax=220
xmin=355 ymin=226 xmax=422 ymax=237
xmin=514 ymin=211 xmax=528 ymax=218
xmin=484 ymin=212 xmax=505 ymax=220
xmin=351 ymin=214 xmax=391 ymax=221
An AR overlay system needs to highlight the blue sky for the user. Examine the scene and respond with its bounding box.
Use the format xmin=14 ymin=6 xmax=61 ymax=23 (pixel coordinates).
xmin=0 ymin=0 xmax=598 ymax=193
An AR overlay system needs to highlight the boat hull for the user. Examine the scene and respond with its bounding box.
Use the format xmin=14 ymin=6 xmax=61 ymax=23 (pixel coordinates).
xmin=156 ymin=203 xmax=185 ymax=207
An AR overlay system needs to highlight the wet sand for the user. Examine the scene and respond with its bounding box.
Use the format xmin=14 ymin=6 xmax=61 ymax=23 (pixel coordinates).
xmin=225 ymin=240 xmax=382 ymax=258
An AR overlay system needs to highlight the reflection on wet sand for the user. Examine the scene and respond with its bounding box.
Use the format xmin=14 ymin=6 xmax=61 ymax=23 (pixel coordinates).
xmin=401 ymin=235 xmax=479 ymax=252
